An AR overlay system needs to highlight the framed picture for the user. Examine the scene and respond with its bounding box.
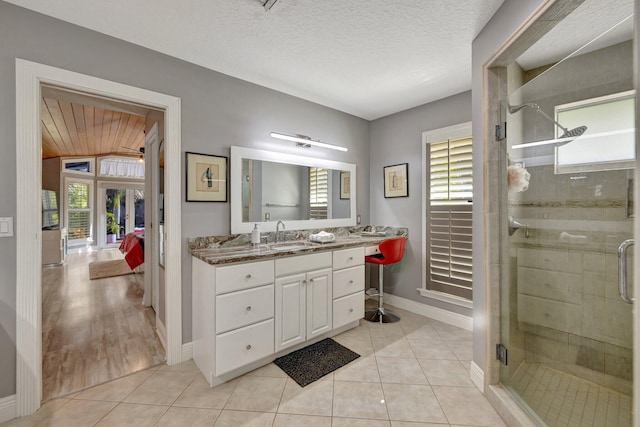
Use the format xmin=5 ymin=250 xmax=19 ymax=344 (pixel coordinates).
xmin=384 ymin=163 xmax=408 ymax=198
xmin=340 ymin=171 xmax=350 ymax=199
xmin=186 ymin=152 xmax=228 ymax=202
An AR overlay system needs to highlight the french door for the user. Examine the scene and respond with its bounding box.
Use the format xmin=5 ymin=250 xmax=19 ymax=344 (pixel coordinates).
xmin=99 ymin=184 xmax=144 ymax=247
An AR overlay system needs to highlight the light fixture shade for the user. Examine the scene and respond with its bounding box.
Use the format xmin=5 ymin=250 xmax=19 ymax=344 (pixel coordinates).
xmin=270 ymin=132 xmax=348 ymax=152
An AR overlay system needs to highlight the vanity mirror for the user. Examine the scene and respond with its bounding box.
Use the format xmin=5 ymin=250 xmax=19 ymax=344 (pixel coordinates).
xmin=230 ymin=146 xmax=356 ymax=234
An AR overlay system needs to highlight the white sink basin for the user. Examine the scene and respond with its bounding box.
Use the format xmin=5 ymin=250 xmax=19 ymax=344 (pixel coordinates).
xmin=271 ymin=244 xmax=310 ymax=251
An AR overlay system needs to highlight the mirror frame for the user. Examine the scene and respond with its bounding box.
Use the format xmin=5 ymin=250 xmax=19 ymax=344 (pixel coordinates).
xmin=231 ymin=146 xmax=357 ymax=234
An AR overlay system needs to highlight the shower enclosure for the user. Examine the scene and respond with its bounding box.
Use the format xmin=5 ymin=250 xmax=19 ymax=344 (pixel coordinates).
xmin=496 ymin=2 xmax=635 ymax=426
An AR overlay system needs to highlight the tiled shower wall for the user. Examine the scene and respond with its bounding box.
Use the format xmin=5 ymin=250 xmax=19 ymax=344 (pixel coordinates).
xmin=510 ymin=165 xmax=633 ymax=395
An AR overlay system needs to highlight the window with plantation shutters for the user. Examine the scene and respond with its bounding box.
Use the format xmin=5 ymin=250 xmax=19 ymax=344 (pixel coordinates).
xmin=309 ymin=167 xmax=328 ymax=220
xmin=430 ymin=137 xmax=473 ymax=203
xmin=66 ymin=179 xmax=93 ymax=245
xmin=427 ymin=137 xmax=473 ymax=300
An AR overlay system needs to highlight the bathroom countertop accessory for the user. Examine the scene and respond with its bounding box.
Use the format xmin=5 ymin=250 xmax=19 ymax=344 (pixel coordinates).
xmin=251 ymin=224 xmax=260 ymax=245
xmin=309 ymin=231 xmax=336 ymax=243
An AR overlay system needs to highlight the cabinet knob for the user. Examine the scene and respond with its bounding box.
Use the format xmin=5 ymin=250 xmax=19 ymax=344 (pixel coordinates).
xmin=246 ymin=344 xmax=252 ymax=350
xmin=349 ymin=280 xmax=354 ymax=284
xmin=349 ymin=308 xmax=354 ymax=313
xmin=348 ymin=257 xmax=353 ymax=261
xmin=309 ymin=278 xmax=314 ymax=282
xmin=246 ymin=306 xmax=252 ymax=311
xmin=246 ymin=274 xmax=252 ymax=279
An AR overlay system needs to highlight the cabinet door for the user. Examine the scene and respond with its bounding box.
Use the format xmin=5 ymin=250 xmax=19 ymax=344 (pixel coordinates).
xmin=275 ymin=273 xmax=306 ymax=352
xmin=306 ymin=268 xmax=332 ymax=340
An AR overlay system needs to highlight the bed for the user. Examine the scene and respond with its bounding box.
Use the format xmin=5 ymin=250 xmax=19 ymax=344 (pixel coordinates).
xmin=119 ymin=231 xmax=145 ymax=269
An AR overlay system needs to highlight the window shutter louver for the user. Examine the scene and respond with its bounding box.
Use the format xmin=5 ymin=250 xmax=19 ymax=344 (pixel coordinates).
xmin=309 ymin=167 xmax=328 ymax=219
xmin=67 ymin=181 xmax=92 ymax=241
xmin=427 ymin=137 xmax=473 ymax=300
xmin=430 ymin=137 xmax=473 ymax=204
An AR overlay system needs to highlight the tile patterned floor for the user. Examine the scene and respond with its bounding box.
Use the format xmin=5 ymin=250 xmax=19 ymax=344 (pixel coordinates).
xmin=509 ymin=361 xmax=632 ymax=427
xmin=2 ymin=306 xmax=506 ymax=427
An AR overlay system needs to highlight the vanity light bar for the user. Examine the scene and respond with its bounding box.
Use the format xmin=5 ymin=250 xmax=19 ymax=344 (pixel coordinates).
xmin=270 ymin=132 xmax=348 ymax=152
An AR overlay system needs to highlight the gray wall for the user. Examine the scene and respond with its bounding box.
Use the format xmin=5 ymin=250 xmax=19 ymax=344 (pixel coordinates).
xmin=369 ymin=91 xmax=472 ymax=315
xmin=471 ymin=0 xmax=546 ymax=375
xmin=0 ymin=1 xmax=369 ymax=399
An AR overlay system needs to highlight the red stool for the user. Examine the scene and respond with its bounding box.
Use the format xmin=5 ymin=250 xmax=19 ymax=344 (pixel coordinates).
xmin=364 ymin=237 xmax=406 ymax=323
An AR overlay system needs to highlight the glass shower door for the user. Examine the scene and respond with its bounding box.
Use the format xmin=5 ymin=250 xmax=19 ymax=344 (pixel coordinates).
xmin=497 ymin=7 xmax=635 ymax=426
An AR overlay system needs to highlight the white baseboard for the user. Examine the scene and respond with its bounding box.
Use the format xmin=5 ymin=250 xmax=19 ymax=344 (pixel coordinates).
xmin=182 ymin=342 xmax=193 ymax=361
xmin=470 ymin=361 xmax=485 ymax=392
xmin=383 ymin=293 xmax=473 ymax=331
xmin=156 ymin=319 xmax=167 ymax=351
xmin=0 ymin=394 xmax=16 ymax=424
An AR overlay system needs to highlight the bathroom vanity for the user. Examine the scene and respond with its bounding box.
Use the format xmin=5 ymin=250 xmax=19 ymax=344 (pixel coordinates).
xmin=190 ymin=234 xmax=391 ymax=387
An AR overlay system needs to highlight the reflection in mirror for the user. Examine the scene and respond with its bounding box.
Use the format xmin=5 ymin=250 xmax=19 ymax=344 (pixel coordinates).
xmin=231 ymin=146 xmax=356 ymax=234
xmin=241 ymin=159 xmax=350 ymax=223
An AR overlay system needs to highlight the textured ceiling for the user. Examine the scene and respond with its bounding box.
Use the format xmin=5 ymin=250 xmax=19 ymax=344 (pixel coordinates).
xmin=8 ymin=0 xmax=630 ymax=120
xmin=7 ymin=0 xmax=505 ymax=120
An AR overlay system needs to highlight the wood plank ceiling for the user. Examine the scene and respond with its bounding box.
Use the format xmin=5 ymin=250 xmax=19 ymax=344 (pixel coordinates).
xmin=40 ymin=87 xmax=149 ymax=159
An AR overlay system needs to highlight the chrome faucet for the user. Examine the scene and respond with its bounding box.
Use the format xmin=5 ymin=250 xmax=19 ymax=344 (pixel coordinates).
xmin=275 ymin=220 xmax=285 ymax=243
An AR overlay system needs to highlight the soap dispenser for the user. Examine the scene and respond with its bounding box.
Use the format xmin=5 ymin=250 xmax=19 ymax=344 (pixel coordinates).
xmin=251 ymin=224 xmax=260 ymax=245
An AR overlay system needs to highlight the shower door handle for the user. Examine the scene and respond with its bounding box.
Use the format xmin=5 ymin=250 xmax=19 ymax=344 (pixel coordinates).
xmin=617 ymin=239 xmax=634 ymax=304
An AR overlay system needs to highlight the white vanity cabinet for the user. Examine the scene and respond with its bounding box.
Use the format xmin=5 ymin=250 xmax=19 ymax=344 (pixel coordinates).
xmin=192 ymin=258 xmax=276 ymax=384
xmin=275 ymin=252 xmax=333 ymax=352
xmin=192 ymin=245 xmax=366 ymax=387
xmin=332 ymin=247 xmax=365 ymax=329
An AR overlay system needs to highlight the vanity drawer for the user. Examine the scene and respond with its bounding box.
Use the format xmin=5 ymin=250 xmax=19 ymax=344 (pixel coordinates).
xmin=216 ymin=260 xmax=274 ymax=294
xmin=333 ymin=247 xmax=364 ymax=270
xmin=333 ymin=265 xmax=364 ymax=299
xmin=215 ymin=284 xmax=274 ymax=334
xmin=216 ymin=318 xmax=274 ymax=375
xmin=333 ymin=291 xmax=364 ymax=329
xmin=276 ymin=252 xmax=332 ymax=277
xmin=365 ymin=245 xmax=381 ymax=256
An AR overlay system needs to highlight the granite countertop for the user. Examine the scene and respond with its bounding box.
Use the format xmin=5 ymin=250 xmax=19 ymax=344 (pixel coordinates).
xmin=190 ymin=234 xmax=394 ymax=265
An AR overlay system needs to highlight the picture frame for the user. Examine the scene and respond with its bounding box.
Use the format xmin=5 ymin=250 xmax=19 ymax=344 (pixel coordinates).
xmin=186 ymin=151 xmax=228 ymax=202
xmin=340 ymin=171 xmax=350 ymax=200
xmin=383 ymin=163 xmax=408 ymax=198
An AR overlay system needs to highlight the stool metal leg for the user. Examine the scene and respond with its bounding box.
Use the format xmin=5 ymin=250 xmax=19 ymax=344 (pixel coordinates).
xmin=365 ymin=264 xmax=400 ymax=323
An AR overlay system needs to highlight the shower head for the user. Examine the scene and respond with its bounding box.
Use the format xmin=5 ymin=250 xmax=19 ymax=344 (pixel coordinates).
xmin=559 ymin=125 xmax=588 ymax=139
xmin=508 ymin=102 xmax=587 ymax=145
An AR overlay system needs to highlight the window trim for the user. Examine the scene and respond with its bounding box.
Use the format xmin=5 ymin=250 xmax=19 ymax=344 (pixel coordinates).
xmin=420 ymin=122 xmax=472 ymax=307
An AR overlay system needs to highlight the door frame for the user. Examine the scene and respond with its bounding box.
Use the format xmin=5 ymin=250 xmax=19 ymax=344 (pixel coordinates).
xmin=15 ymin=59 xmax=183 ymax=416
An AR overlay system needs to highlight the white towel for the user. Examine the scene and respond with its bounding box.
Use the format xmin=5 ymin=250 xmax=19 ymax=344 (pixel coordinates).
xmin=309 ymin=231 xmax=335 ymax=243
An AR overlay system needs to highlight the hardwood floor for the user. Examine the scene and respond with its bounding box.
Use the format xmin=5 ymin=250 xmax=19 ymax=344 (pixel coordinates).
xmin=42 ymin=249 xmax=165 ymax=401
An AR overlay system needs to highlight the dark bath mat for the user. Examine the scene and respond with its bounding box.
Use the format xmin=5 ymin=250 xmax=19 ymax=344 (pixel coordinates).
xmin=274 ymin=338 xmax=360 ymax=387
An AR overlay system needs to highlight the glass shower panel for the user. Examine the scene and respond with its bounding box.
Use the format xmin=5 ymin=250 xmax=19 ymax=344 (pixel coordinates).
xmin=498 ymin=7 xmax=635 ymax=426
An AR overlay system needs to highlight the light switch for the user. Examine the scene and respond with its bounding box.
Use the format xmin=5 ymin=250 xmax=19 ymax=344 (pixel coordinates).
xmin=0 ymin=217 xmax=13 ymax=237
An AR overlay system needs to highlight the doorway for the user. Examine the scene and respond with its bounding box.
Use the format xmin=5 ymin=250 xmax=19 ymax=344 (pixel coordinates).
xmin=103 ymin=187 xmax=145 ymax=246
xmin=40 ymin=90 xmax=161 ymax=400
xmin=16 ymin=59 xmax=183 ymax=416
